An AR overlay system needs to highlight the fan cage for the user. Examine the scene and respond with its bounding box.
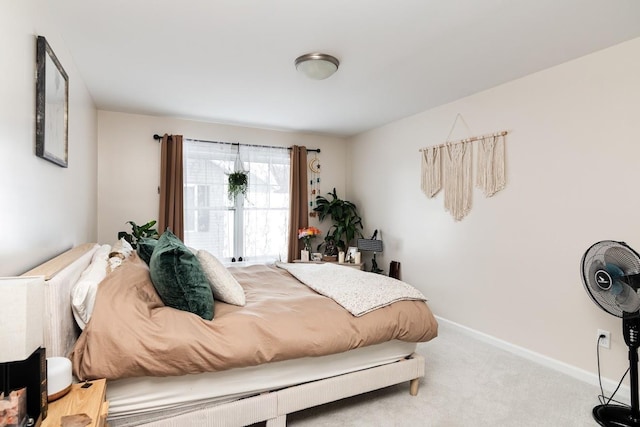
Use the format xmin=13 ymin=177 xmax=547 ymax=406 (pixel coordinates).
xmin=581 ymin=240 xmax=640 ymax=318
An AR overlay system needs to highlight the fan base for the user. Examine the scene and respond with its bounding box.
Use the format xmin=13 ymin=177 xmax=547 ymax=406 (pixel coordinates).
xmin=594 ymin=404 xmax=640 ymax=426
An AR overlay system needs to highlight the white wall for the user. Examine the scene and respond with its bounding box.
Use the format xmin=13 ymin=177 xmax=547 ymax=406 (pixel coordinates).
xmin=97 ymin=111 xmax=348 ymax=244
xmin=348 ymin=37 xmax=640 ymax=381
xmin=0 ymin=0 xmax=97 ymax=276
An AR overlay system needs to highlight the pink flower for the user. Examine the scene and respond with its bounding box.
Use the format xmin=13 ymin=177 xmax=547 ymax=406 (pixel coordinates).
xmin=298 ymin=226 xmax=321 ymax=239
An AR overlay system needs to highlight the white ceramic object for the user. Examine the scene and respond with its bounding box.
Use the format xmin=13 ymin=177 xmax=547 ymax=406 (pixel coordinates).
xmin=47 ymin=357 xmax=72 ymax=401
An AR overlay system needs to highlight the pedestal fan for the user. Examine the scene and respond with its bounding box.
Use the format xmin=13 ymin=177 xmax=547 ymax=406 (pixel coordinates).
xmin=581 ymin=240 xmax=640 ymax=426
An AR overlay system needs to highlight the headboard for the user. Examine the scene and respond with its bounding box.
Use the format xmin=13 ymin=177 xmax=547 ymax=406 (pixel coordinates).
xmin=22 ymin=243 xmax=99 ymax=358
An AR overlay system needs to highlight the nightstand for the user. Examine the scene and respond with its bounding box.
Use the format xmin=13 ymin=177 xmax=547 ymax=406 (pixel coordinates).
xmin=41 ymin=379 xmax=108 ymax=427
xmin=293 ymin=260 xmax=365 ymax=270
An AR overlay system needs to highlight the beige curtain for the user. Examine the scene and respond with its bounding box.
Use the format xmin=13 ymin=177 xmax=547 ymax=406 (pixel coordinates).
xmin=287 ymin=145 xmax=308 ymax=262
xmin=158 ymin=134 xmax=184 ymax=240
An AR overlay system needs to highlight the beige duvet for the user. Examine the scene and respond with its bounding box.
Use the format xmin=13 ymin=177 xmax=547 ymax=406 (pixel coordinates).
xmin=70 ymin=254 xmax=438 ymax=381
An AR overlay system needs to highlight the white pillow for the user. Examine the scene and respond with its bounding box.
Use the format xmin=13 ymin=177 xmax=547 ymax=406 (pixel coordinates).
xmin=71 ymin=244 xmax=111 ymax=329
xmin=110 ymin=237 xmax=133 ymax=257
xmin=109 ymin=237 xmax=133 ymax=272
xmin=196 ymin=250 xmax=246 ymax=306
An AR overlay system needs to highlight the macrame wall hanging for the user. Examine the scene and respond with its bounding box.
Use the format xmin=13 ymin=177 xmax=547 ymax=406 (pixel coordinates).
xmin=308 ymin=154 xmax=321 ymax=217
xmin=420 ymin=146 xmax=441 ymax=197
xmin=476 ymin=134 xmax=506 ymax=197
xmin=419 ymin=114 xmax=508 ymax=221
xmin=443 ymin=140 xmax=472 ymax=221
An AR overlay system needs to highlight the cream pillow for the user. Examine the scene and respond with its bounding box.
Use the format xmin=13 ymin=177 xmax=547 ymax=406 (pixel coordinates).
xmin=111 ymin=237 xmax=133 ymax=257
xmin=109 ymin=237 xmax=134 ymax=272
xmin=196 ymin=250 xmax=246 ymax=306
xmin=71 ymin=244 xmax=111 ymax=329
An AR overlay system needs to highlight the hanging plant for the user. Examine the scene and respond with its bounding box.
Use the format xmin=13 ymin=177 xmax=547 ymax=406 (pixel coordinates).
xmin=227 ymin=170 xmax=249 ymax=202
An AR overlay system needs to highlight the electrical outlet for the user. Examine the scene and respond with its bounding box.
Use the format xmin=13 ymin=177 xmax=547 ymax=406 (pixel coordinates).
xmin=598 ymin=329 xmax=611 ymax=349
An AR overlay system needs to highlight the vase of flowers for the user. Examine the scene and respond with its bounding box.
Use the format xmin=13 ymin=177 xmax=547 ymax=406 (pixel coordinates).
xmin=298 ymin=226 xmax=321 ymax=261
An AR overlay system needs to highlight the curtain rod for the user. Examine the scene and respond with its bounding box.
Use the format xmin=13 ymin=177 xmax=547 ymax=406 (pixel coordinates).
xmin=419 ymin=130 xmax=508 ymax=152
xmin=153 ymin=134 xmax=320 ymax=153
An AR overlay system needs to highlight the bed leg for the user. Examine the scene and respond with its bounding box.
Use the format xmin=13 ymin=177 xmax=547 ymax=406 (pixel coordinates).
xmin=266 ymin=415 xmax=286 ymax=427
xmin=410 ymin=378 xmax=420 ymax=396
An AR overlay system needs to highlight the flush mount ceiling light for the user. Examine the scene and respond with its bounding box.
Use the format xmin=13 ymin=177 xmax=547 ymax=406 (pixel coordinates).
xmin=295 ymin=53 xmax=339 ymax=80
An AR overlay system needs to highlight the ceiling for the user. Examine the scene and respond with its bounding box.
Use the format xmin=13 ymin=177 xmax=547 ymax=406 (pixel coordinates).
xmin=49 ymin=0 xmax=640 ymax=137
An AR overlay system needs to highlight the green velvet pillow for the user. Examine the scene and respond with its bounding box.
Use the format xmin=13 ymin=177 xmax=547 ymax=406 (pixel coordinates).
xmin=136 ymin=237 xmax=158 ymax=265
xmin=149 ymin=230 xmax=214 ymax=320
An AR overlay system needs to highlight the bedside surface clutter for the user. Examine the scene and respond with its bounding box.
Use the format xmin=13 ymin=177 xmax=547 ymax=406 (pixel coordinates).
xmin=41 ymin=379 xmax=108 ymax=427
xmin=294 ymin=259 xmax=365 ymax=270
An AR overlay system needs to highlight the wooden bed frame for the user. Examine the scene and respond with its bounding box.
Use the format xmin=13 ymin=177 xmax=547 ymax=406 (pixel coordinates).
xmin=24 ymin=244 xmax=426 ymax=426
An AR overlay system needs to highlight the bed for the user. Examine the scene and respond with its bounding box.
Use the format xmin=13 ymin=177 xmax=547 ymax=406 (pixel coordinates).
xmin=23 ymin=241 xmax=438 ymax=426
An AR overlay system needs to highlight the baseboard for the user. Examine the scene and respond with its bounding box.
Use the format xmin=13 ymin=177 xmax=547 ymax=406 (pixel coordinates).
xmin=435 ymin=316 xmax=631 ymax=402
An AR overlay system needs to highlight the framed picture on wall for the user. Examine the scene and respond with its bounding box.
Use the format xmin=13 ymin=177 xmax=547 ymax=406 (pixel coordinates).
xmin=35 ymin=35 xmax=69 ymax=168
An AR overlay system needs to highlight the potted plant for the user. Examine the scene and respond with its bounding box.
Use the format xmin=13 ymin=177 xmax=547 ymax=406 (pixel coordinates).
xmin=313 ymin=188 xmax=364 ymax=253
xmin=117 ymin=220 xmax=159 ymax=249
xmin=227 ymin=170 xmax=249 ymax=203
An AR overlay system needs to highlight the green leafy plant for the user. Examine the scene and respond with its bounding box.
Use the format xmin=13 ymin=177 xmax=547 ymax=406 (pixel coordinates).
xmin=117 ymin=220 xmax=159 ymax=249
xmin=313 ymin=188 xmax=364 ymax=252
xmin=228 ymin=170 xmax=249 ymax=203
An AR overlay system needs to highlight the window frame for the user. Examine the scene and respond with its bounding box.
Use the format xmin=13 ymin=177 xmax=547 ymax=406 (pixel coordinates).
xmin=183 ymin=139 xmax=290 ymax=263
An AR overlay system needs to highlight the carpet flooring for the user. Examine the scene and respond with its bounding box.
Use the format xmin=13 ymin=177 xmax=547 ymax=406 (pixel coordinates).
xmin=277 ymin=321 xmax=614 ymax=426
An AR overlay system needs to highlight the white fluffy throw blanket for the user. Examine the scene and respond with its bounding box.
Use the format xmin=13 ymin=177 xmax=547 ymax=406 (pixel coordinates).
xmin=277 ymin=262 xmax=427 ymax=316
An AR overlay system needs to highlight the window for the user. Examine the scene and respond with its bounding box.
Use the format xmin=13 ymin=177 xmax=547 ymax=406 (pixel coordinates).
xmin=183 ymin=140 xmax=290 ymax=263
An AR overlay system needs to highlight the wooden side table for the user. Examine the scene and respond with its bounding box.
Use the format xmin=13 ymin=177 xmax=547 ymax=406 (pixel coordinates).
xmin=41 ymin=379 xmax=108 ymax=427
xmin=333 ymin=261 xmax=364 ymax=270
xmin=293 ymin=260 xmax=365 ymax=270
